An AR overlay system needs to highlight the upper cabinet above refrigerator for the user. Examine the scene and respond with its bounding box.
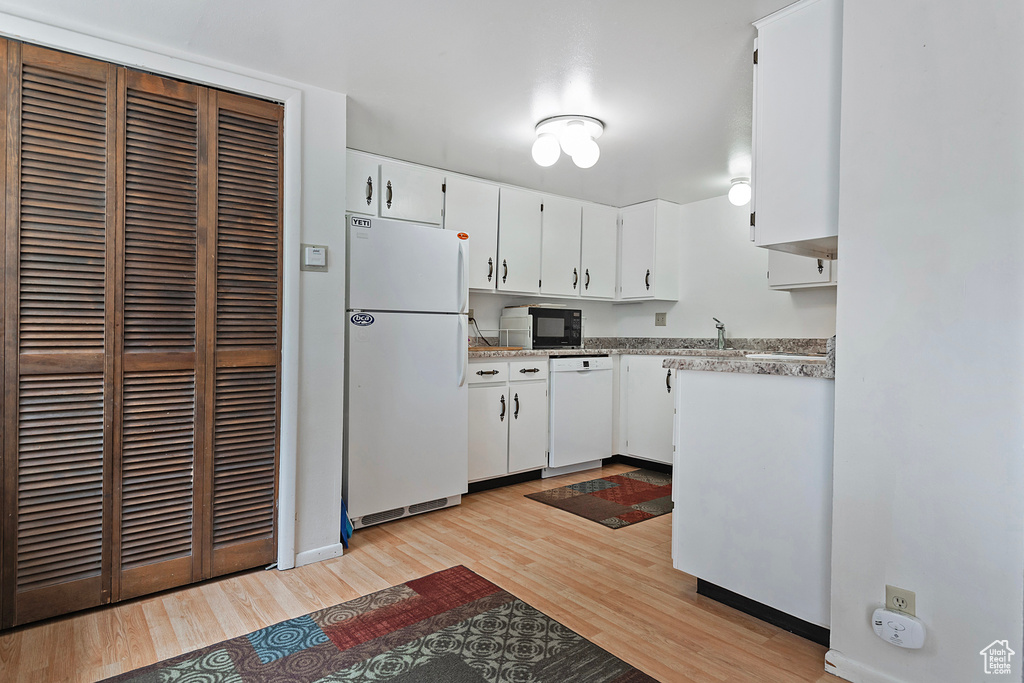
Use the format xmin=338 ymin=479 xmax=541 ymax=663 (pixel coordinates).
xmin=751 ymin=0 xmax=842 ymax=259
xmin=346 ymin=150 xmax=445 ymax=225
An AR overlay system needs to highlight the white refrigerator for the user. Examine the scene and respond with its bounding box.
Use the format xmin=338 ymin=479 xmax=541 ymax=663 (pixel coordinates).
xmin=344 ymin=215 xmax=469 ymax=524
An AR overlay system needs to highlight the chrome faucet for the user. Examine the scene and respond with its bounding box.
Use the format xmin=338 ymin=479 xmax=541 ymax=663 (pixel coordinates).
xmin=713 ymin=318 xmax=726 ymax=350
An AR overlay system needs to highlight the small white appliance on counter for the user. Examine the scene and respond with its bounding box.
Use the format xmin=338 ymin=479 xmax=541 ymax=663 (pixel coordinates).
xmin=344 ymin=215 xmax=469 ymax=528
xmin=546 ymin=356 xmax=613 ymax=476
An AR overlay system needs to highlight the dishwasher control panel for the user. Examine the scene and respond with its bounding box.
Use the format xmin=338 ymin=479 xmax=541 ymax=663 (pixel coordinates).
xmin=549 ymin=357 xmax=613 ymax=372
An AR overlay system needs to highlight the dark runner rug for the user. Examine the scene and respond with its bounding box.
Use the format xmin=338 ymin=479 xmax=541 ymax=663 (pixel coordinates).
xmin=104 ymin=565 xmax=656 ymax=682
xmin=525 ymin=469 xmax=672 ymax=528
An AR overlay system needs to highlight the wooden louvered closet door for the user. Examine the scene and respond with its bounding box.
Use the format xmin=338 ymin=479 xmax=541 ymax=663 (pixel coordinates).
xmin=116 ymin=71 xmax=205 ymax=601
xmin=207 ymin=92 xmax=282 ymax=577
xmin=2 ymin=43 xmax=117 ymax=626
xmin=0 ymin=39 xmax=283 ymax=627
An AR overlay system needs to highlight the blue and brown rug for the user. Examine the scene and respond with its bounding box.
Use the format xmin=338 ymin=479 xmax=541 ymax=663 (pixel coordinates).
xmin=105 ymin=565 xmax=655 ymax=682
xmin=525 ymin=469 xmax=673 ymax=528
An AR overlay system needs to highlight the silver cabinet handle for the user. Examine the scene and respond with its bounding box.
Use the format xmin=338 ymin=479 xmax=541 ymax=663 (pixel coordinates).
xmin=386 ymin=180 xmax=393 ymax=209
xmin=487 ymin=257 xmax=493 ymax=282
xmin=365 ymin=176 xmax=373 ymax=206
xmin=666 ymin=369 xmax=672 ymax=393
xmin=499 ymin=394 xmax=506 ymax=421
xmin=514 ymin=393 xmax=520 ymax=419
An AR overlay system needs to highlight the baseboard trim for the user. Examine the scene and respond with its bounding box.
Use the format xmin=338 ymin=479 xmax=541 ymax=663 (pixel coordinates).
xmin=824 ymin=649 xmax=909 ymax=683
xmin=468 ymin=469 xmax=542 ymax=494
xmin=697 ymin=578 xmax=829 ymax=647
xmin=603 ymin=454 xmax=672 ymax=474
xmin=294 ymin=543 xmax=345 ymax=567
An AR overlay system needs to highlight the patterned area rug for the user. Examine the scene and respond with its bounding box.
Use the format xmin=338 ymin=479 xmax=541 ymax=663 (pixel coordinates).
xmin=525 ymin=469 xmax=673 ymax=528
xmin=105 ymin=566 xmax=655 ymax=682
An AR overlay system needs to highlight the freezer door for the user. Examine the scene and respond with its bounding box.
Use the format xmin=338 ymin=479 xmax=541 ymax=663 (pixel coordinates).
xmin=347 ymin=216 xmax=467 ymax=314
xmin=345 ymin=311 xmax=469 ymax=519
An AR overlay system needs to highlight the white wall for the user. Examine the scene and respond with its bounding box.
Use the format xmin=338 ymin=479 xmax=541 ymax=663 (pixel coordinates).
xmin=827 ymin=2 xmax=1024 ymax=682
xmin=471 ymin=194 xmax=837 ymax=340
xmin=0 ymin=14 xmax=349 ymax=569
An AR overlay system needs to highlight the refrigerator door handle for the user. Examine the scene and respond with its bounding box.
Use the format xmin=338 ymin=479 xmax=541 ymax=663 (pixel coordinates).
xmin=457 ymin=315 xmax=468 ymax=387
xmin=457 ymin=241 xmax=468 ymax=314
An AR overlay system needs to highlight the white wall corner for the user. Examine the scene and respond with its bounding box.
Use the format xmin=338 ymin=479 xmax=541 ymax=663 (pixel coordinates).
xmin=825 ymin=649 xmax=914 ymax=683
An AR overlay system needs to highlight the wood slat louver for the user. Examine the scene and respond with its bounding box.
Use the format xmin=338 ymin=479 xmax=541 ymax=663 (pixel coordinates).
xmin=209 ymin=93 xmax=282 ymax=576
xmin=215 ymin=106 xmax=280 ymax=351
xmin=123 ymin=84 xmax=198 ymax=353
xmin=18 ymin=63 xmax=107 ymax=354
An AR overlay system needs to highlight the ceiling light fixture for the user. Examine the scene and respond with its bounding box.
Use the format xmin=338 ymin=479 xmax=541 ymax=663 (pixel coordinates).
xmin=532 ymin=115 xmax=604 ymax=169
xmin=728 ymin=177 xmax=751 ymax=206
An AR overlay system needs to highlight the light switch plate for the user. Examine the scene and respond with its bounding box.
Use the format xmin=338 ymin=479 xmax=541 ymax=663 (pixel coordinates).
xmin=655 ymin=312 xmax=667 ymax=326
xmin=301 ymin=243 xmax=328 ymax=272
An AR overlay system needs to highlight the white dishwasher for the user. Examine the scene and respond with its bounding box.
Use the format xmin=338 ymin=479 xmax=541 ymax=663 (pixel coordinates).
xmin=547 ymin=356 xmax=614 ymax=475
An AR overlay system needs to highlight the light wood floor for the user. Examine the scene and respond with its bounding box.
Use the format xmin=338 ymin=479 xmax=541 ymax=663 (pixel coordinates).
xmin=0 ymin=463 xmax=833 ymax=682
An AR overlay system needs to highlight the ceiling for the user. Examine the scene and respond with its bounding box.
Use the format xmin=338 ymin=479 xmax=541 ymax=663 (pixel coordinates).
xmin=0 ymin=0 xmax=794 ymax=207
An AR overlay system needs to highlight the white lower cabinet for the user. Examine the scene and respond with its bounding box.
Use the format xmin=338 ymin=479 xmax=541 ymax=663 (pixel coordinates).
xmin=468 ymin=359 xmax=548 ymax=482
xmin=624 ymin=355 xmax=675 ymax=465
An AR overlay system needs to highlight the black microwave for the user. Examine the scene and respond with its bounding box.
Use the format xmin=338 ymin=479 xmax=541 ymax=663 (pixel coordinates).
xmin=499 ymin=307 xmax=583 ymax=349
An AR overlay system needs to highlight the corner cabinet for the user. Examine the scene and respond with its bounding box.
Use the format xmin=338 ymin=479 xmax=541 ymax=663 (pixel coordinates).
xmin=619 ymin=200 xmax=680 ymax=301
xmin=344 ymin=151 xmax=445 ymax=225
xmin=751 ymin=0 xmax=842 ymax=258
xmin=623 ymin=356 xmax=675 ymax=465
xmin=468 ymin=359 xmax=549 ymax=482
xmin=444 ymin=176 xmax=500 ymax=290
xmin=497 ymin=187 xmax=542 ymax=294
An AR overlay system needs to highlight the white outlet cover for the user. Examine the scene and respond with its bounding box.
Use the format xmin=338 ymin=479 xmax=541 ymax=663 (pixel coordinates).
xmin=872 ymin=608 xmax=926 ymax=649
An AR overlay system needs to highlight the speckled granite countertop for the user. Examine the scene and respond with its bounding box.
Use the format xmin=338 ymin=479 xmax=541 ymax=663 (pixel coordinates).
xmin=467 ymin=347 xmax=749 ymax=359
xmin=663 ymin=355 xmax=833 ymax=379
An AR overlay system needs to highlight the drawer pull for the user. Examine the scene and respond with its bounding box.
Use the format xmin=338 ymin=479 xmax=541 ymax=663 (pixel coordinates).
xmin=519 ymin=367 xmax=540 ymax=374
xmin=476 ymin=369 xmax=500 ymax=376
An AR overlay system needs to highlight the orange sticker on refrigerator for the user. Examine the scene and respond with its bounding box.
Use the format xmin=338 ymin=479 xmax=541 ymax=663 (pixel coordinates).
xmin=457 ymin=232 xmax=469 ymax=240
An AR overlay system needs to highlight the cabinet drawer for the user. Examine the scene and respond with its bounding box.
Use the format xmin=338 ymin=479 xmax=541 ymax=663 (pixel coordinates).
xmin=468 ymin=361 xmax=508 ymax=384
xmin=509 ymin=359 xmax=548 ymax=382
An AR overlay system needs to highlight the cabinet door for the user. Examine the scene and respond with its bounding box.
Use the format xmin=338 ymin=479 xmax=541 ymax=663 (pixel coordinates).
xmin=540 ymin=196 xmax=582 ymax=296
xmin=346 ymin=151 xmax=378 ymax=216
xmin=767 ymin=250 xmax=832 ymax=289
xmin=752 ymin=0 xmax=842 ymax=249
xmin=619 ymin=202 xmax=657 ymax=299
xmin=497 ymin=187 xmax=542 ymax=293
xmin=580 ymin=204 xmax=618 ymax=299
xmin=379 ymin=161 xmax=445 ymax=224
xmin=625 ymin=356 xmax=675 ymax=464
xmin=468 ymin=384 xmax=509 ymax=481
xmin=508 ymin=381 xmax=548 ymax=473
xmin=445 ymin=177 xmax=499 ymax=290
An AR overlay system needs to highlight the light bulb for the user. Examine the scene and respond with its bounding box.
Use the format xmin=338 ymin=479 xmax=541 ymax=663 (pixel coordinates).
xmin=531 ymin=133 xmax=561 ymax=167
xmin=728 ymin=180 xmax=751 ymax=206
xmin=559 ymin=120 xmax=589 ymax=156
xmin=571 ymin=136 xmax=600 ymax=168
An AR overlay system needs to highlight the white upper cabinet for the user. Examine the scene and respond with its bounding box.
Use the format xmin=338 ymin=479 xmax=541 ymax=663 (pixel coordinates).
xmin=752 ymin=0 xmax=842 ymax=258
xmin=580 ymin=203 xmax=618 ymax=299
xmin=346 ymin=151 xmax=379 ymax=216
xmin=378 ymin=161 xmax=445 ymax=224
xmin=497 ymin=187 xmax=542 ymax=294
xmin=767 ymin=250 xmax=837 ymax=289
xmin=540 ymin=195 xmax=582 ymax=297
xmin=444 ymin=176 xmax=499 ymax=290
xmin=619 ymin=199 xmax=680 ymax=300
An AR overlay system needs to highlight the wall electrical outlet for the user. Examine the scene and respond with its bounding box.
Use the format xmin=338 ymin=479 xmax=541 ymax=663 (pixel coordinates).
xmin=655 ymin=312 xmax=667 ymax=326
xmin=468 ymin=308 xmax=474 ymax=321
xmin=885 ymin=585 xmax=916 ymax=616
